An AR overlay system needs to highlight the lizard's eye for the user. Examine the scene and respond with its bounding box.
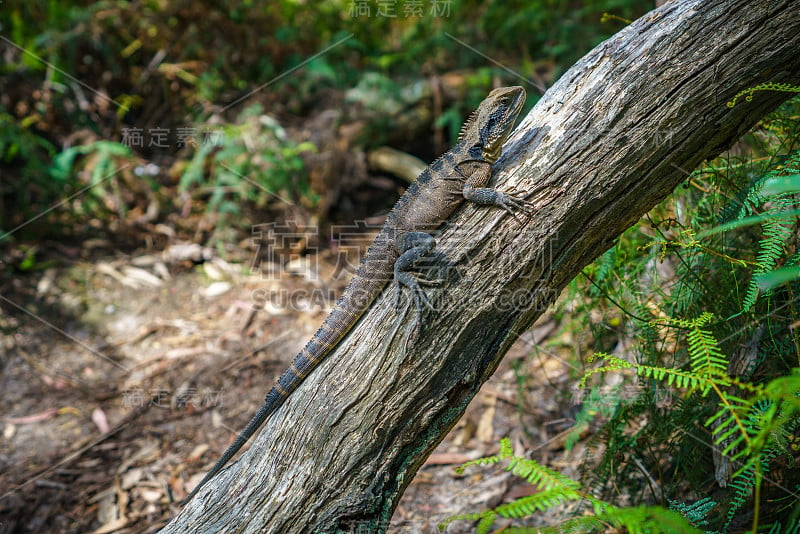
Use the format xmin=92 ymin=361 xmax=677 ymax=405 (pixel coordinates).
xmin=499 ymin=97 xmax=510 ymax=106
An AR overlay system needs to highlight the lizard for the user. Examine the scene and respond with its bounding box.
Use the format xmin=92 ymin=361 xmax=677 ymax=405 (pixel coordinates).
xmin=182 ymin=85 xmax=529 ymax=504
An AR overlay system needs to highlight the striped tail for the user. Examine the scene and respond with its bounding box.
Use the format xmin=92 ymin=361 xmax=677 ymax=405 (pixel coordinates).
xmin=183 ymin=241 xmax=394 ymax=503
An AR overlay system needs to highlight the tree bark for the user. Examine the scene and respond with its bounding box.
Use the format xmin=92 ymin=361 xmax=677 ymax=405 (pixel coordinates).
xmin=163 ymin=0 xmax=800 ymax=531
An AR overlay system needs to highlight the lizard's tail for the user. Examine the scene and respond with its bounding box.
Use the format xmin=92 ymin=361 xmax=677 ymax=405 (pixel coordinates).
xmin=180 ymin=391 xmax=281 ymax=504
xmin=182 ymin=246 xmax=392 ymax=504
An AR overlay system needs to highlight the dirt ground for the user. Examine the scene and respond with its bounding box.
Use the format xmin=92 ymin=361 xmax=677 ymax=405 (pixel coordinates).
xmin=0 ymin=234 xmax=585 ymax=533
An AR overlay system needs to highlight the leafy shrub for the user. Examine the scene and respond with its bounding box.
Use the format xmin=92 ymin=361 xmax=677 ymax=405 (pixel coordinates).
xmin=178 ymin=104 xmax=316 ymax=229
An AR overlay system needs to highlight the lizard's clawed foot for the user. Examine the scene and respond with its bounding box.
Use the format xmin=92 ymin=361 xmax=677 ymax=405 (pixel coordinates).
xmin=394 ymin=275 xmax=437 ymax=314
xmin=463 ymin=184 xmax=535 ymax=223
xmin=497 ymin=188 xmax=535 ymax=223
xmin=392 ymin=283 xmax=432 ymax=351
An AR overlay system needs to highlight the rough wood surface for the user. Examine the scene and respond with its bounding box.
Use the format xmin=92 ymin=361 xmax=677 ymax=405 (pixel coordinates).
xmin=163 ymin=0 xmax=800 ymax=532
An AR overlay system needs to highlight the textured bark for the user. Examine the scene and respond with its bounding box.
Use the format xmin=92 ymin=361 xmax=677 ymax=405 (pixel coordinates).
xmin=163 ymin=0 xmax=800 ymax=532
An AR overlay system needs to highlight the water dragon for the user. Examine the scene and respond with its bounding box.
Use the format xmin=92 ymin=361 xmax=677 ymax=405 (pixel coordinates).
xmin=183 ymin=85 xmax=529 ymax=504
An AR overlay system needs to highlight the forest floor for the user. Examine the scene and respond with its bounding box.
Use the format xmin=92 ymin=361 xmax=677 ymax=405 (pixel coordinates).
xmin=0 ymin=231 xmax=588 ymax=533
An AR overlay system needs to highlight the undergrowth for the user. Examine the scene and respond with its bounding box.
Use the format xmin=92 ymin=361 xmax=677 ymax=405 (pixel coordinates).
xmin=440 ymin=438 xmax=701 ymax=533
xmin=177 ymin=103 xmax=317 ymax=233
xmin=1 ymin=0 xmax=648 ymax=241
xmin=444 ymin=97 xmax=800 ymax=532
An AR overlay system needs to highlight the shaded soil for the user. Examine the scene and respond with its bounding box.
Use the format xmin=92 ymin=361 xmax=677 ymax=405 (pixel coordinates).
xmin=0 ymin=236 xmax=583 ymax=533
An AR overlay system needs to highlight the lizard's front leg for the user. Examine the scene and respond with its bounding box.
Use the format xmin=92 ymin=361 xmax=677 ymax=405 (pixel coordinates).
xmin=456 ymin=159 xmax=534 ymax=220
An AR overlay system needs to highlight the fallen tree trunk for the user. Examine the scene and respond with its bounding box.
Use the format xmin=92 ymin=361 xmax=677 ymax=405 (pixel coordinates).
xmin=163 ymin=0 xmax=800 ymax=531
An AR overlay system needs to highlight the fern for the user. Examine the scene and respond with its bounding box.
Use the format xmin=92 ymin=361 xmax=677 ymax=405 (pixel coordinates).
xmin=582 ymin=319 xmax=800 ymax=530
xmin=669 ymin=497 xmax=717 ymax=528
xmin=589 ymin=314 xmax=730 ymax=391
xmin=592 ymin=505 xmax=704 ymax=534
xmin=723 ymin=448 xmax=779 ymax=532
xmin=578 ymin=352 xmax=633 ymax=388
xmin=718 ymin=151 xmax=800 ymax=223
xmin=557 ymin=101 xmax=800 ymax=534
xmin=439 ymin=438 xmax=701 ymax=533
xmin=547 ymin=504 xmax=704 ymax=534
xmin=494 ymin=488 xmax=580 ymax=518
xmin=712 ymin=149 xmax=800 ymax=311
xmin=638 ymin=364 xmax=707 ymax=389
xmin=705 ymin=394 xmax=754 ymax=459
xmin=656 ymin=313 xmax=729 ymax=379
xmin=742 ymin=217 xmax=795 ymax=311
xmin=727 ymin=82 xmax=800 ymax=108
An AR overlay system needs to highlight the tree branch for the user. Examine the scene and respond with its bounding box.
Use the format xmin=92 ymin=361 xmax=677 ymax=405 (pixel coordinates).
xmin=163 ymin=0 xmax=800 ymax=531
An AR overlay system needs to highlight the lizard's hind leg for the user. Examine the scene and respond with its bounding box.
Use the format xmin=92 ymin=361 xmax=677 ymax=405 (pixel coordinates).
xmin=391 ymin=232 xmax=439 ymax=350
xmin=392 ymin=231 xmax=440 ymax=314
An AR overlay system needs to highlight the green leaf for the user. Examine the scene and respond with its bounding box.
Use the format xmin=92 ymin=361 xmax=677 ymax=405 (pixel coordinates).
xmin=695 ymin=209 xmax=800 ymax=239
xmin=51 ymin=146 xmax=85 ymax=181
xmin=761 ymin=174 xmax=800 ymax=196
xmin=94 ymin=140 xmax=133 ymax=158
xmin=756 ymin=266 xmax=800 ymax=291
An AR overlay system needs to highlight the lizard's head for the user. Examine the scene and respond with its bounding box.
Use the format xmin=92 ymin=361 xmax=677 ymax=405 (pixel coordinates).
xmin=458 ymin=86 xmax=526 ymax=163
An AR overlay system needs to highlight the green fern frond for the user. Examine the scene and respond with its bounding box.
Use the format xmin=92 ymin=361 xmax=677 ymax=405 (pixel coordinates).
xmin=651 ymin=313 xmax=730 ymax=380
xmin=506 ymin=455 xmax=582 ymax=492
xmin=437 ymin=510 xmax=497 ymax=533
xmin=724 ymin=462 xmax=758 ymax=531
xmin=586 ymin=351 xmax=631 ymax=366
xmin=583 ymin=315 xmax=737 ymax=394
xmin=711 ymin=149 xmax=800 ymax=312
xmin=686 ymin=325 xmax=728 ymax=378
xmin=593 ymin=504 xmax=704 ymax=534
xmin=475 ymin=514 xmax=497 ymax=534
xmin=495 ymin=488 xmax=581 ymax=519
xmin=745 ymin=371 xmax=800 ymax=457
xmin=727 ymin=82 xmax=800 ymax=108
xmin=549 ymin=501 xmax=706 ymax=534
xmin=652 ymin=311 xmax=714 ymax=330
xmin=579 ymin=352 xmax=633 ymax=388
xmin=636 ymin=363 xmax=707 ymax=390
xmin=454 ymin=455 xmax=501 ymax=474
xmin=442 ymin=440 xmax=587 ymax=532
xmin=743 ymin=220 xmax=795 ymax=311
xmin=719 ymin=149 xmax=800 ymax=223
xmin=561 ymin=102 xmax=800 ymax=534
xmin=542 ymin=516 xmax=606 ymax=533
xmin=443 ymin=439 xmax=703 ymax=534
xmin=669 ymin=496 xmax=717 ymax=527
xmin=498 ymin=436 xmax=514 ymax=458
xmin=706 ymin=403 xmax=752 ymax=458
xmin=759 ymin=370 xmax=800 ymax=410
xmin=762 ymin=519 xmax=800 ymax=534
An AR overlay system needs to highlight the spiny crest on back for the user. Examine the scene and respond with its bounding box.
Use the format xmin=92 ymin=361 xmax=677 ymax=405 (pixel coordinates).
xmin=458 ymin=109 xmax=479 ymax=140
